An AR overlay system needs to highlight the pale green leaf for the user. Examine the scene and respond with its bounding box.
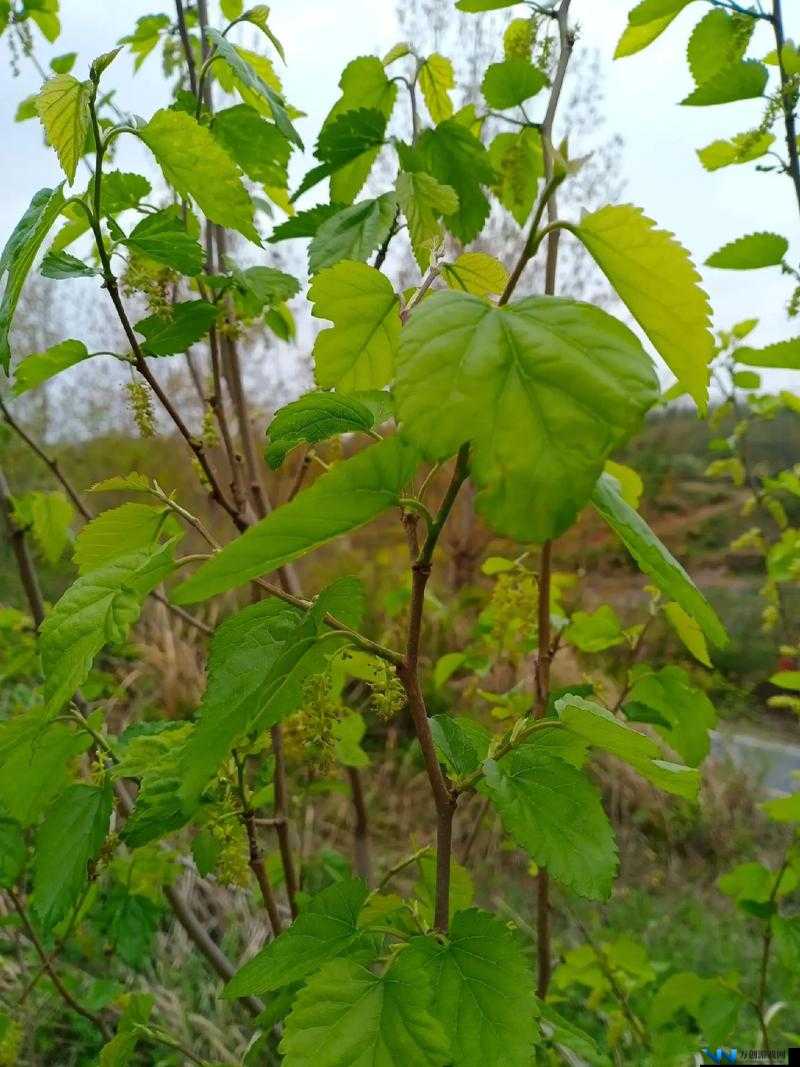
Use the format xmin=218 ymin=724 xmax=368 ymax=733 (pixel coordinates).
xmin=441 ymin=251 xmax=508 ymax=296
xmin=310 ymin=260 xmax=400 ymax=391
xmin=396 ymin=290 xmax=657 ymax=542
xmin=564 ymin=605 xmax=625 ymax=652
xmin=572 ymin=203 xmax=714 ymax=411
xmin=334 ymin=712 xmax=369 ymax=767
xmin=687 ymin=9 xmax=753 ymax=85
xmin=556 ymin=694 xmax=661 ymax=761
xmin=406 ymin=908 xmax=537 ymax=1067
xmin=482 ymin=58 xmax=548 ymax=109
xmin=488 ymin=128 xmax=542 ymax=226
xmin=73 ymin=503 xmax=180 ymax=574
xmin=240 ymin=5 xmax=286 ymax=63
xmin=604 ymin=459 xmax=643 ymax=508
xmin=592 ymin=472 xmax=727 ymax=647
xmin=0 ymin=185 xmax=66 ymax=370
xmin=280 ymin=952 xmax=451 ymax=1067
xmin=736 ymin=338 xmax=800 ymax=369
xmin=40 ymin=541 xmax=176 ymax=713
xmin=226 ymin=878 xmax=371 ymax=997
xmin=31 ymin=783 xmax=111 ymax=930
xmin=396 ymin=170 xmax=458 ymax=270
xmin=681 ymin=60 xmax=768 ymax=105
xmin=35 ymin=74 xmax=91 ymax=183
xmin=419 ymin=53 xmax=455 ymax=124
xmin=706 ymin=232 xmax=788 ymax=269
xmin=173 ymin=437 xmax=418 ymax=603
xmin=663 ymin=600 xmax=712 ymax=666
xmin=309 ymin=194 xmax=396 ymax=274
xmin=697 ymin=131 xmax=774 ymax=171
xmin=479 ymin=746 xmax=618 ymax=899
xmin=761 ymin=792 xmax=800 ymax=823
xmin=27 ymin=491 xmax=74 ymax=564
xmin=629 ymin=757 xmax=699 ymax=799
xmin=383 ymin=42 xmax=411 ymax=65
xmin=614 ymin=0 xmax=692 ymax=58
xmin=138 ymin=109 xmax=260 ymax=243
xmin=266 ymin=391 xmax=375 ymax=468
xmin=770 ymin=670 xmax=800 ymax=691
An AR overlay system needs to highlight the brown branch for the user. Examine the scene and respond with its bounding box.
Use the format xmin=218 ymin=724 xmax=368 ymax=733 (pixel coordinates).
xmin=174 ymin=0 xmax=198 ymax=96
xmin=346 ymin=766 xmax=372 ymax=884
xmin=6 ymin=888 xmax=111 ymax=1042
xmin=235 ymin=752 xmax=284 ymax=935
xmin=270 ymin=725 xmax=299 ymax=918
xmin=0 ymin=463 xmax=45 ymax=628
xmin=772 ymin=0 xmax=800 ymax=217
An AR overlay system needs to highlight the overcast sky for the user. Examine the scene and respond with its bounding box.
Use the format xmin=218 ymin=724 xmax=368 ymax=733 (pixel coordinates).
xmin=2 ymin=1 xmax=798 ymax=385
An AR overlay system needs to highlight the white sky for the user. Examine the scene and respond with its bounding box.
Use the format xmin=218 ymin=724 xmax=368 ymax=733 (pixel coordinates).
xmin=1 ymin=1 xmax=798 ymax=375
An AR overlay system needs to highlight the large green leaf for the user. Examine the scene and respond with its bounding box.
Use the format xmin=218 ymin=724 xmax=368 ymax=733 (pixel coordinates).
xmin=479 ymin=746 xmax=618 ymax=899
xmin=266 ymin=391 xmax=376 ymax=468
xmin=124 ymin=208 xmax=204 ymax=276
xmin=322 ymin=56 xmax=397 ymax=204
xmin=133 ymin=300 xmax=218 ymax=356
xmin=481 ymin=58 xmax=548 ymax=109
xmin=280 ymin=951 xmax=451 ymax=1067
xmin=0 ymin=711 xmax=88 ymax=826
xmin=73 ymin=502 xmax=180 ymax=574
xmin=15 ymin=490 xmax=74 ymax=564
xmin=138 ymin=109 xmax=259 ymax=243
xmin=212 ymin=103 xmax=290 ymax=189
xmin=308 ymin=194 xmax=396 ymax=274
xmin=555 ymin=694 xmax=660 ymax=761
xmin=117 ymin=723 xmax=194 ymax=848
xmin=625 ymin=665 xmax=716 ymax=766
xmin=706 ymin=232 xmax=788 ymax=270
xmin=396 ymin=290 xmax=658 ymax=542
xmin=488 ymin=128 xmax=542 ymax=226
xmin=179 ymin=596 xmax=347 ymax=806
xmin=295 ymin=109 xmax=388 ymax=202
xmin=0 ymin=185 xmax=66 ymax=370
xmin=614 ymin=0 xmax=693 ymax=58
xmin=206 ymin=27 xmax=301 ymax=148
xmin=40 ymin=541 xmax=176 ymax=713
xmin=419 ymin=53 xmax=455 ymax=124
xmin=411 ymin=120 xmax=495 ymax=243
xmin=406 ymin=908 xmax=537 ymax=1067
xmin=681 ymin=60 xmax=768 ymax=106
xmin=686 ymin=9 xmax=753 ymax=85
xmin=0 ymin=816 xmax=25 ymax=888
xmin=13 ymin=339 xmax=90 ymax=394
xmin=571 ymin=204 xmax=714 ymax=411
xmin=735 ymin=338 xmax=800 ymax=369
xmin=225 ymin=878 xmax=371 ymax=997
xmin=40 ymin=249 xmax=98 ymax=279
xmin=430 ymin=715 xmax=491 ymax=779
xmin=31 ymin=783 xmax=112 ymax=930
xmin=697 ymin=131 xmax=774 ymax=171
xmin=310 ymin=260 xmax=400 ymax=391
xmin=591 ymin=472 xmax=727 ymax=647
xmin=35 ymin=74 xmax=91 ymax=183
xmin=269 ymin=203 xmax=345 ymax=244
xmin=173 ymin=436 xmax=418 ymax=604
xmin=396 ymin=170 xmax=459 ymax=270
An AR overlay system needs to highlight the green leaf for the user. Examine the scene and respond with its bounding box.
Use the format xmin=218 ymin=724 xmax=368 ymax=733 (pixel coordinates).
xmin=280 ymin=951 xmax=451 ymax=1067
xmin=308 ymin=194 xmax=396 ymax=274
xmin=206 ymin=28 xmax=301 ymax=148
xmin=396 ymin=170 xmax=458 ymax=271
xmin=124 ymin=208 xmax=204 ymax=276
xmin=663 ymin=600 xmax=712 ymax=666
xmin=0 ymin=817 xmax=26 ymax=887
xmin=173 ymin=436 xmax=418 ymax=604
xmin=178 ymin=597 xmax=346 ymax=806
xmin=133 ymin=300 xmax=218 ymax=356
xmin=265 ymin=391 xmax=375 ymax=469
xmin=322 ymin=56 xmax=397 ymax=205
xmin=430 ymin=715 xmax=491 ymax=778
xmin=697 ymin=131 xmax=774 ymax=171
xmin=0 ymin=185 xmax=65 ymax=370
xmin=761 ymin=792 xmax=800 ymax=823
xmin=681 ymin=59 xmax=768 ymax=105
xmin=419 ymin=53 xmax=455 ymax=124
xmin=396 ymin=291 xmax=657 ymax=542
xmin=412 ymin=120 xmax=495 ymax=243
xmin=0 ymin=711 xmax=88 ymax=826
xmin=480 ymin=746 xmax=618 ymax=899
xmin=572 ymin=203 xmax=714 ymax=411
xmin=456 ymin=0 xmax=518 ymax=10
xmin=74 ymin=503 xmax=180 ymax=574
xmin=770 ymin=670 xmax=800 ymax=691
xmin=26 ymin=490 xmax=74 ymax=564
xmin=40 ymin=250 xmax=98 ymax=279
xmin=706 ymin=232 xmax=788 ymax=269
xmin=488 ymin=128 xmax=542 ymax=226
xmin=334 ymin=712 xmax=369 ymax=767
xmin=614 ymin=1 xmax=692 ymax=58
xmin=40 ymin=542 xmax=176 ymax=713
xmin=626 ymin=665 xmax=716 ymax=765
xmin=50 ymin=51 xmax=77 ymax=74
xmin=31 ymin=783 xmax=112 ymax=930
xmin=736 ymin=338 xmax=800 ymax=369
xmin=591 ymin=472 xmax=728 ymax=648
xmin=564 ymin=605 xmax=625 ymax=653
xmin=212 ymin=103 xmax=290 ymax=189
xmin=630 ymin=757 xmax=699 ymax=799
xmin=295 ymin=109 xmax=387 ymax=202
xmin=441 ymin=252 xmax=509 ymax=297
xmin=269 ymin=203 xmax=344 ymax=244
xmin=687 ymin=9 xmax=753 ymax=85
xmin=556 ymin=694 xmax=661 ymax=761
xmin=406 ymin=908 xmax=537 ymax=1067
xmin=231 ymin=265 xmax=300 ymax=315
xmin=117 ymin=723 xmax=193 ymax=847
xmin=310 ymin=261 xmax=400 ymax=391
xmin=99 ymin=993 xmax=154 ymax=1067
xmin=35 ymin=74 xmax=91 ymax=183
xmin=138 ymin=109 xmax=260 ymax=243
xmin=120 ymin=14 xmax=170 ymax=71
xmin=481 ymin=58 xmax=548 ymax=109
xmin=225 ymin=878 xmax=371 ymax=997
xmin=240 ymin=6 xmax=286 ymax=63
